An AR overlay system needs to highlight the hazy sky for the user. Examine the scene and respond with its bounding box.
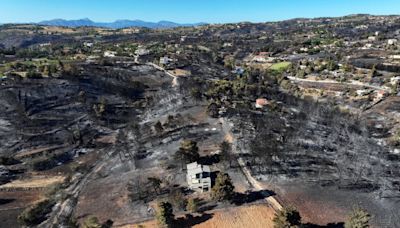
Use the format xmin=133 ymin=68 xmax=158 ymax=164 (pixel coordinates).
xmin=1 ymin=0 xmax=399 ymax=24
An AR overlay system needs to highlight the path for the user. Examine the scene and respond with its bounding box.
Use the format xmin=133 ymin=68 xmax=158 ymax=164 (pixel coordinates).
xmin=146 ymin=62 xmax=179 ymax=87
xmin=219 ymin=118 xmax=283 ymax=211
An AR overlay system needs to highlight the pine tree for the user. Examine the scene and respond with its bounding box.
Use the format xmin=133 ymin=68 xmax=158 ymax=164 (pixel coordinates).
xmin=345 ymin=208 xmax=371 ymax=228
xmin=156 ymin=202 xmax=174 ymax=228
xmin=211 ymin=172 xmax=235 ymax=201
xmin=273 ymin=206 xmax=301 ymax=228
xmin=175 ymin=140 xmax=200 ymax=165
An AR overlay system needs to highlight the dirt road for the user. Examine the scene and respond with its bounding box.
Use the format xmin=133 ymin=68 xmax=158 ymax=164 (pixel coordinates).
xmin=288 ymin=76 xmax=390 ymax=92
xmin=219 ymin=118 xmax=283 ymax=211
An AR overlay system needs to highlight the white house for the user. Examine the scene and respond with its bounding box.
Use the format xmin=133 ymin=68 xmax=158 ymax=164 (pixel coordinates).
xmin=104 ymin=51 xmax=117 ymax=57
xmin=84 ymin=42 xmax=94 ymax=48
xmin=160 ymin=56 xmax=173 ymax=65
xmin=186 ymin=162 xmax=211 ymax=192
xmin=390 ymin=76 xmax=400 ymax=85
xmin=387 ymin=39 xmax=398 ymax=46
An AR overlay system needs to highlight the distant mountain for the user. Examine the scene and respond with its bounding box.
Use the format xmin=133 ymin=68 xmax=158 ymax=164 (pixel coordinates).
xmin=37 ymin=18 xmax=206 ymax=29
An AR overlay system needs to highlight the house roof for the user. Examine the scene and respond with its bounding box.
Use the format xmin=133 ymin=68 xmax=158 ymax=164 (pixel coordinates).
xmin=187 ymin=162 xmax=210 ymax=175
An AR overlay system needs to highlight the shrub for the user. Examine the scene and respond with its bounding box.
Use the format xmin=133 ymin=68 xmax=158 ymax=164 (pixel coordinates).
xmin=186 ymin=198 xmax=199 ymax=213
xmin=345 ymin=208 xmax=371 ymax=228
xmin=156 ymin=201 xmax=174 ymax=228
xmin=273 ymin=206 xmax=301 ymax=228
xmin=18 ymin=199 xmax=55 ymax=226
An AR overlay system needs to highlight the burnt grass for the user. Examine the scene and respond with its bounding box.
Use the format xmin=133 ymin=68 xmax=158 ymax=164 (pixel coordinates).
xmin=227 ymin=92 xmax=400 ymax=226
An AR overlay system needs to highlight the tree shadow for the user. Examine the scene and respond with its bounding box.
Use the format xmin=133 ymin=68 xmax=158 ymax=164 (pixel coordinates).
xmin=174 ymin=213 xmax=214 ymax=227
xmin=303 ymin=222 xmax=344 ymax=228
xmin=0 ymin=198 xmax=15 ymax=205
xmin=198 ymin=154 xmax=220 ymax=166
xmin=231 ymin=189 xmax=276 ymax=206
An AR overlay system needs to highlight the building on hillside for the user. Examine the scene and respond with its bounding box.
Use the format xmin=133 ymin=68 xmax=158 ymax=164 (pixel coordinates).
xmin=160 ymin=56 xmax=173 ymax=65
xmin=255 ymin=98 xmax=270 ymax=108
xmin=388 ymin=39 xmax=398 ymax=46
xmin=390 ymin=76 xmax=400 ymax=85
xmin=186 ymin=162 xmax=211 ymax=192
xmin=104 ymin=51 xmax=117 ymax=57
xmin=376 ymin=90 xmax=387 ymax=100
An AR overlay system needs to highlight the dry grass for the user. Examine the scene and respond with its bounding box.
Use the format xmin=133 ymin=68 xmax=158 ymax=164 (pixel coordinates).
xmin=0 ymin=176 xmax=65 ymax=189
xmin=195 ymin=205 xmax=275 ymax=228
xmin=121 ymin=204 xmax=275 ymax=228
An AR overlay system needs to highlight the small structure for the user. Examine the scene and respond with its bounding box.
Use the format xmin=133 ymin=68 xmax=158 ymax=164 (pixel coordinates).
xmin=186 ymin=162 xmax=211 ymax=192
xmin=388 ymin=39 xmax=398 ymax=46
xmin=255 ymin=98 xmax=269 ymax=109
xmin=390 ymin=76 xmax=400 ymax=85
xmin=159 ymin=56 xmax=173 ymax=65
xmin=376 ymin=90 xmax=387 ymax=100
xmin=104 ymin=51 xmax=117 ymax=57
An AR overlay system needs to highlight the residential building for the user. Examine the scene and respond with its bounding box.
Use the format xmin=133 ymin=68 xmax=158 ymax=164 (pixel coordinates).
xmin=255 ymin=98 xmax=269 ymax=108
xmin=104 ymin=51 xmax=117 ymax=57
xmin=186 ymin=162 xmax=211 ymax=192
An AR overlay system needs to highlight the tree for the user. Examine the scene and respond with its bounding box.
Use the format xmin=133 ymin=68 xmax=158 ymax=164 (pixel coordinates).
xmin=211 ymin=172 xmax=235 ymax=201
xmin=154 ymin=121 xmax=164 ymax=134
xmin=169 ymin=189 xmax=187 ymax=211
xmin=156 ymin=201 xmax=174 ymax=228
xmin=175 ymin=140 xmax=200 ymax=167
xmin=345 ymin=208 xmax=371 ymax=228
xmin=18 ymin=199 xmax=55 ymax=226
xmin=207 ymin=102 xmax=219 ymax=118
xmin=220 ymin=141 xmax=234 ymax=167
xmin=190 ymin=88 xmax=203 ymax=101
xmin=82 ymin=216 xmax=101 ymax=228
xmin=369 ymin=65 xmax=378 ymax=78
xmin=186 ymin=198 xmax=199 ymax=213
xmin=272 ymin=206 xmax=302 ymax=228
xmin=148 ymin=177 xmax=162 ymax=195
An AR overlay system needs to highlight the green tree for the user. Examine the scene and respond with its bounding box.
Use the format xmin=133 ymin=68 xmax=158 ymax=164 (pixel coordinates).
xmin=175 ymin=140 xmax=200 ymax=166
xmin=191 ymin=88 xmax=203 ymax=101
xmin=369 ymin=65 xmax=378 ymax=78
xmin=273 ymin=206 xmax=301 ymax=228
xmin=211 ymin=172 xmax=235 ymax=201
xmin=18 ymin=199 xmax=55 ymax=226
xmin=82 ymin=216 xmax=101 ymax=228
xmin=156 ymin=201 xmax=174 ymax=228
xmin=186 ymin=198 xmax=199 ymax=213
xmin=345 ymin=208 xmax=371 ymax=228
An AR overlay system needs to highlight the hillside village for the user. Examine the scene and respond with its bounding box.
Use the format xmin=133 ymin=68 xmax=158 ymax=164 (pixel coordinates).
xmin=0 ymin=14 xmax=400 ymax=227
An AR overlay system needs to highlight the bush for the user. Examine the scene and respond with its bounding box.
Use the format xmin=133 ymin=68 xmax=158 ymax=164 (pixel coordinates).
xmin=345 ymin=208 xmax=371 ymax=228
xmin=186 ymin=198 xmax=199 ymax=213
xmin=18 ymin=199 xmax=55 ymax=226
xmin=273 ymin=206 xmax=301 ymax=228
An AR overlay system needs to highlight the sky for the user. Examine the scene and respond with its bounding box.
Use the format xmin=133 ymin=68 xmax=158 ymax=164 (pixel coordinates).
xmin=0 ymin=0 xmax=400 ymax=24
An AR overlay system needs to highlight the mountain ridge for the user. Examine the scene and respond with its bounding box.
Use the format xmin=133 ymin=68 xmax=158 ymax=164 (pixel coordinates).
xmin=37 ymin=18 xmax=206 ymax=29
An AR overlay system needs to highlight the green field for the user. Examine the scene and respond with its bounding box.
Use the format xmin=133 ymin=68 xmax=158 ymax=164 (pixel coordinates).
xmin=270 ymin=61 xmax=291 ymax=71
